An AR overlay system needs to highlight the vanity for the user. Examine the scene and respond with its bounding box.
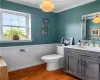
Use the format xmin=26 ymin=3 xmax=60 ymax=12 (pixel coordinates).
xmin=64 ymin=45 xmax=100 ymax=80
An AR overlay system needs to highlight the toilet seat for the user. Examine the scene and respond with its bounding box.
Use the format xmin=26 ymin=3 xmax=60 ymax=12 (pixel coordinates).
xmin=41 ymin=54 xmax=63 ymax=60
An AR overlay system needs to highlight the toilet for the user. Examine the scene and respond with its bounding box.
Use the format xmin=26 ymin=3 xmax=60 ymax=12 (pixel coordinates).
xmin=41 ymin=46 xmax=64 ymax=71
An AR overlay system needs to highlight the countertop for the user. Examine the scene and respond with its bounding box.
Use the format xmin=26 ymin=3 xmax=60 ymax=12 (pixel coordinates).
xmin=64 ymin=45 xmax=100 ymax=53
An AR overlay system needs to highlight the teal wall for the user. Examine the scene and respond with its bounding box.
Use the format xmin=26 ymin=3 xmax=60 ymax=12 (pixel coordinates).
xmin=1 ymin=0 xmax=100 ymax=46
xmin=0 ymin=0 xmax=1 ymax=8
xmin=57 ymin=0 xmax=100 ymax=44
xmin=0 ymin=0 xmax=58 ymax=47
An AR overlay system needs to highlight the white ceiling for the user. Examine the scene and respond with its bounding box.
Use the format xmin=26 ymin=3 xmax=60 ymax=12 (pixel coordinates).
xmin=7 ymin=0 xmax=96 ymax=13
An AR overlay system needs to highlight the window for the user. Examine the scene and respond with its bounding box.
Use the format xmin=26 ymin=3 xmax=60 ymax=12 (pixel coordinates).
xmin=0 ymin=9 xmax=31 ymax=42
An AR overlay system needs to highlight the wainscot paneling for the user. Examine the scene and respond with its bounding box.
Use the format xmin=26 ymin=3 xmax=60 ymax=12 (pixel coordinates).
xmin=0 ymin=44 xmax=58 ymax=72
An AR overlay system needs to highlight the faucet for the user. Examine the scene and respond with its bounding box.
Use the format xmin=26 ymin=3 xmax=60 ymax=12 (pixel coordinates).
xmin=83 ymin=42 xmax=89 ymax=46
xmin=90 ymin=38 xmax=96 ymax=47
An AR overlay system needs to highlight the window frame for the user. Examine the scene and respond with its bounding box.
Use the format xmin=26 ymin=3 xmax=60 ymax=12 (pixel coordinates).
xmin=0 ymin=8 xmax=32 ymax=43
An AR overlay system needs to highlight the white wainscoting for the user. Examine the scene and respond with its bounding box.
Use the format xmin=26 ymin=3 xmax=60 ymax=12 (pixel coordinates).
xmin=0 ymin=44 xmax=58 ymax=72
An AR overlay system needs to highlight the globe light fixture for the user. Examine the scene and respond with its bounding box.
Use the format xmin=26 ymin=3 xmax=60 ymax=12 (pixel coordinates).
xmin=92 ymin=15 xmax=100 ymax=23
xmin=40 ymin=0 xmax=55 ymax=12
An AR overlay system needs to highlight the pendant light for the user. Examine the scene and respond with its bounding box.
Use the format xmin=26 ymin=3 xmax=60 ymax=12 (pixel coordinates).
xmin=40 ymin=0 xmax=55 ymax=12
xmin=92 ymin=15 xmax=100 ymax=23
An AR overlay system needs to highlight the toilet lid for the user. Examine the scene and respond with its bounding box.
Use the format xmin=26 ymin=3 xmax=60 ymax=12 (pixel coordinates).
xmin=41 ymin=54 xmax=63 ymax=60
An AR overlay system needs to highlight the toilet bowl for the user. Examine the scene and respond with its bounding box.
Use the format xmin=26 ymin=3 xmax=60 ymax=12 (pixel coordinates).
xmin=41 ymin=46 xmax=64 ymax=71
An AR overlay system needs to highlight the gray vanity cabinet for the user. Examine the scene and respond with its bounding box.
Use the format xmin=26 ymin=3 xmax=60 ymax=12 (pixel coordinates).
xmin=67 ymin=53 xmax=79 ymax=75
xmin=64 ymin=49 xmax=82 ymax=78
xmin=64 ymin=48 xmax=100 ymax=80
xmin=81 ymin=57 xmax=100 ymax=80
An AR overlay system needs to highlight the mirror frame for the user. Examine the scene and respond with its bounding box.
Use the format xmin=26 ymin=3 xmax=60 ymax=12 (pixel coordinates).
xmin=81 ymin=12 xmax=100 ymax=40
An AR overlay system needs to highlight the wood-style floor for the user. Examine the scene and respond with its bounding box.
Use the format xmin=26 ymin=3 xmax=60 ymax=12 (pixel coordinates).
xmin=9 ymin=64 xmax=79 ymax=80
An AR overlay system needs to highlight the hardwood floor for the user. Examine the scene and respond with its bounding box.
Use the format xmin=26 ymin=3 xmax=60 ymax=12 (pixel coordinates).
xmin=9 ymin=64 xmax=79 ymax=80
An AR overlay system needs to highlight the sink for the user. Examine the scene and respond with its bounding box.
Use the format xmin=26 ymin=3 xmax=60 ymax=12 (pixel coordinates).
xmin=75 ymin=45 xmax=100 ymax=51
xmin=83 ymin=46 xmax=100 ymax=51
xmin=73 ymin=45 xmax=84 ymax=48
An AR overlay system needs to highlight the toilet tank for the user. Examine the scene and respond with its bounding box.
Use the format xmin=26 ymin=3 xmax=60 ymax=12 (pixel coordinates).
xmin=57 ymin=46 xmax=64 ymax=56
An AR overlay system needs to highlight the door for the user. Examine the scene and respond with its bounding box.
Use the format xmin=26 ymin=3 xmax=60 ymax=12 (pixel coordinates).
xmin=82 ymin=58 xmax=100 ymax=80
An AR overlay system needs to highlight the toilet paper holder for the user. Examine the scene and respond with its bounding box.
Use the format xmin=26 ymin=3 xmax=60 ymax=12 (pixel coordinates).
xmin=20 ymin=49 xmax=29 ymax=52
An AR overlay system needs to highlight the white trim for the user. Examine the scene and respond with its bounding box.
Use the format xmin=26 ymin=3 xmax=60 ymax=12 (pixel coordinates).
xmin=82 ymin=11 xmax=100 ymax=19
xmin=8 ymin=62 xmax=44 ymax=72
xmin=0 ymin=43 xmax=59 ymax=47
xmin=0 ymin=8 xmax=30 ymax=16
xmin=7 ymin=0 xmax=96 ymax=13
xmin=0 ymin=8 xmax=32 ymax=42
xmin=0 ymin=11 xmax=2 ymax=40
xmin=56 ymin=0 xmax=96 ymax=13
xmin=54 ymin=0 xmax=96 ymax=13
xmin=0 ymin=40 xmax=32 ymax=43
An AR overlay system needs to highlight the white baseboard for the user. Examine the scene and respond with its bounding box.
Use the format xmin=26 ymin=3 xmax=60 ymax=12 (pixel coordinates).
xmin=8 ymin=62 xmax=45 ymax=72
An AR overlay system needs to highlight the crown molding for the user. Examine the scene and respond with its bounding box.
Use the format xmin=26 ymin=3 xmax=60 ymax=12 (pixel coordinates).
xmin=7 ymin=0 xmax=96 ymax=13
xmin=55 ymin=0 xmax=96 ymax=13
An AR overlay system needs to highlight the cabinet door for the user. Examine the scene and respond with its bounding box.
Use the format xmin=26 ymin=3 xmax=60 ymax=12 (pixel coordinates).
xmin=64 ymin=49 xmax=68 ymax=70
xmin=64 ymin=49 xmax=82 ymax=77
xmin=67 ymin=53 xmax=80 ymax=76
xmin=82 ymin=59 xmax=100 ymax=80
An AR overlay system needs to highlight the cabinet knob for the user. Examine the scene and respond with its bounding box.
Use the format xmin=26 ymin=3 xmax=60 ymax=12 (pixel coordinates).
xmin=79 ymin=60 xmax=82 ymax=63
xmin=81 ymin=54 xmax=86 ymax=56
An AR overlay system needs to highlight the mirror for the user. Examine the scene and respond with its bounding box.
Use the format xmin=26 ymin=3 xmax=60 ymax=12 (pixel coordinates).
xmin=82 ymin=12 xmax=100 ymax=40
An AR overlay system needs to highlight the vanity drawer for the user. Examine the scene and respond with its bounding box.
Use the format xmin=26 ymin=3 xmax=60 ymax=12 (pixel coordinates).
xmin=67 ymin=48 xmax=82 ymax=57
xmin=81 ymin=51 xmax=100 ymax=60
xmin=67 ymin=48 xmax=81 ymax=53
xmin=66 ymin=48 xmax=100 ymax=60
